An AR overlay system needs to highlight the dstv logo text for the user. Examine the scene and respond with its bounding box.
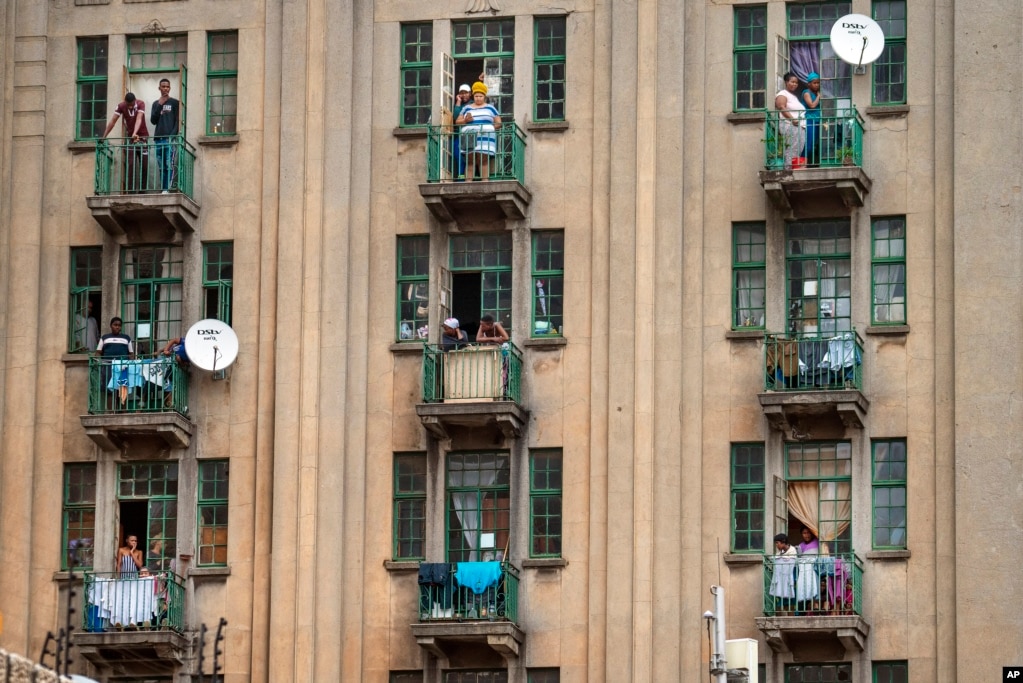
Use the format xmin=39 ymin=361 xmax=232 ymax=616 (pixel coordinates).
xmin=842 ymin=22 xmax=867 ymax=29
xmin=197 ymin=329 xmax=223 ymax=336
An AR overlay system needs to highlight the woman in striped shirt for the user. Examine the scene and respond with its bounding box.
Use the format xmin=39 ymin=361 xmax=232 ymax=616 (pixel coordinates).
xmin=456 ymin=81 xmax=503 ymax=181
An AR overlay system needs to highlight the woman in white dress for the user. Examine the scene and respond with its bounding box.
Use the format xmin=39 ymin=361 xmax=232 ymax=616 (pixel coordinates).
xmin=769 ymin=533 xmax=797 ymax=613
xmin=795 ymin=526 xmax=821 ymax=612
xmin=775 ymin=72 xmax=806 ymax=170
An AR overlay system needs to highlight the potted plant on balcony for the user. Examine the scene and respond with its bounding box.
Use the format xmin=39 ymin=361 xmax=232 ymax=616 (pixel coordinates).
xmin=763 ymin=131 xmax=786 ymax=170
xmin=838 ymin=144 xmax=856 ymax=166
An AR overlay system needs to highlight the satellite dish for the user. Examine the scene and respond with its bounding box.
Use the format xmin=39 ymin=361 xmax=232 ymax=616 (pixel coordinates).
xmin=70 ymin=676 xmax=102 ymax=683
xmin=184 ymin=319 xmax=239 ymax=373
xmin=830 ymin=14 xmax=885 ymax=69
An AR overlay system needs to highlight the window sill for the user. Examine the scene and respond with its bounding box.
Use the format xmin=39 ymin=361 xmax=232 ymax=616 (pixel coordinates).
xmin=526 ymin=120 xmax=569 ymax=133
xmin=865 ymin=324 xmax=910 ymax=336
xmin=384 ymin=560 xmax=421 ymax=572
xmin=727 ymin=111 xmax=766 ymax=125
xmin=390 ymin=342 xmax=426 ymax=355
xmin=521 ymin=558 xmax=567 ymax=569
xmin=393 ymin=127 xmax=428 ymax=140
xmin=723 ymin=553 xmax=764 ymax=566
xmin=68 ymin=140 xmax=97 ymax=154
xmin=52 ymin=570 xmax=87 ymax=583
xmin=62 ymin=353 xmax=91 ymax=365
xmin=198 ymin=134 xmax=239 ymax=147
xmin=725 ymin=329 xmax=764 ymax=341
xmin=522 ymin=336 xmax=567 ymax=349
xmin=865 ymin=549 xmax=911 ymax=561
xmin=864 ymin=105 xmax=909 ymax=119
xmin=189 ymin=566 xmax=232 ymax=580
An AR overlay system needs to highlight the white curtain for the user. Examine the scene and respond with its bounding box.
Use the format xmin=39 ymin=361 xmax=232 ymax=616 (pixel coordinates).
xmin=449 ymin=457 xmax=505 ymax=561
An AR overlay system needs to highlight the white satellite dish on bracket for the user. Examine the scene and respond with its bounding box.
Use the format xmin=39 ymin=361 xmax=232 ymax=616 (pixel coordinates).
xmin=184 ymin=319 xmax=239 ymax=375
xmin=830 ymin=14 xmax=885 ymax=74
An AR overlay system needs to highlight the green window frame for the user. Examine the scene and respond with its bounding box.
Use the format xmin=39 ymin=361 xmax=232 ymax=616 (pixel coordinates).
xmin=786 ymin=220 xmax=852 ymax=336
xmin=785 ymin=442 xmax=852 ymax=555
xmin=531 ymin=230 xmax=563 ymax=337
xmin=76 ymin=38 xmax=108 ymax=140
xmin=733 ymin=6 xmax=767 ymax=111
xmin=873 ymin=661 xmax=908 ymax=683
xmin=872 ymin=1 xmax=907 ymax=105
xmin=871 ymin=217 xmax=906 ymax=325
xmin=389 ymin=673 xmax=424 ymax=683
xmin=400 ymin=23 xmax=433 ymax=127
xmin=396 ymin=236 xmax=430 ymax=342
xmin=871 ymin=439 xmax=907 ymax=549
xmin=533 ymin=17 xmax=566 ymax=122
xmin=120 ymin=245 xmax=184 ymax=355
xmin=62 ymin=463 xmax=97 ymax=570
xmin=68 ymin=247 xmax=103 ymax=353
xmin=203 ymin=242 xmax=234 ymax=324
xmin=393 ymin=453 xmax=427 ymax=560
xmin=527 ymin=669 xmax=560 ymax=683
xmin=118 ymin=462 xmax=179 ymax=571
xmin=452 ymin=19 xmax=516 ymax=118
xmin=197 ymin=460 xmax=229 ymax=567
xmin=787 ymin=1 xmax=851 ymax=38
xmin=733 ymin=222 xmax=766 ymax=329
xmin=446 ymin=452 xmax=510 ymax=562
xmin=207 ymin=31 xmax=239 ymax=135
xmin=786 ymin=663 xmax=852 ymax=682
xmin=450 ymin=234 xmax=513 ymax=332
xmin=787 ymin=2 xmax=852 ymax=108
xmin=731 ymin=443 xmax=765 ymax=553
xmin=127 ymin=34 xmax=187 ymax=71
xmin=529 ymin=450 xmax=562 ymax=558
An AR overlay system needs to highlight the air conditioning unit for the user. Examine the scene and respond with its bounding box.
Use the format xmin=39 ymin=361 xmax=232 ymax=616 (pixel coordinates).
xmin=725 ymin=638 xmax=759 ymax=683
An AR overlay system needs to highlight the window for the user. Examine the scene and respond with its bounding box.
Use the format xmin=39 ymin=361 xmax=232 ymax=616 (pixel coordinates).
xmin=444 ymin=672 xmax=507 ymax=683
xmin=400 ymin=23 xmax=433 ymax=127
xmin=871 ymin=216 xmax=906 ymax=324
xmin=531 ymin=231 xmax=564 ymax=336
xmin=787 ymin=2 xmax=851 ymax=113
xmin=786 ymin=663 xmax=852 ymax=682
xmin=873 ymin=661 xmax=908 ymax=683
xmin=786 ymin=220 xmax=851 ymax=335
xmin=450 ymin=234 xmax=513 ymax=339
xmin=396 ymin=236 xmax=430 ymax=341
xmin=68 ymin=247 xmax=103 ymax=353
xmin=118 ymin=462 xmax=178 ymax=571
xmin=872 ymin=1 xmax=906 ymax=105
xmin=76 ymin=38 xmax=108 ymax=140
xmin=446 ymin=452 xmax=510 ymax=562
xmin=731 ymin=443 xmax=765 ymax=553
xmin=527 ymin=669 xmax=560 ymax=683
xmin=203 ymin=242 xmax=234 ymax=324
xmin=733 ymin=6 xmax=767 ymax=111
xmin=529 ymin=450 xmax=562 ymax=557
xmin=533 ymin=17 xmax=566 ymax=121
xmin=197 ymin=460 xmax=229 ymax=566
xmin=453 ymin=19 xmax=515 ymax=117
xmin=783 ymin=442 xmax=852 ymax=554
xmin=128 ymin=34 xmax=187 ymax=71
xmin=394 ymin=453 xmax=427 ymax=560
xmin=732 ymin=222 xmax=766 ymax=329
xmin=207 ymin=32 xmax=239 ymax=135
xmin=120 ymin=245 xmax=184 ymax=355
xmin=872 ymin=439 xmax=907 ymax=549
xmin=63 ymin=464 xmax=97 ymax=570
xmin=390 ymin=673 xmax=424 ymax=683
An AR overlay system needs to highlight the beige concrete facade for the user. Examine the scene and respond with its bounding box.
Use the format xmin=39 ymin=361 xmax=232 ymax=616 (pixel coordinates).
xmin=0 ymin=0 xmax=1021 ymax=681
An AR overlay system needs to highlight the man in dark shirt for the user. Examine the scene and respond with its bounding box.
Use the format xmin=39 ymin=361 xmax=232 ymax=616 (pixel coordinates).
xmin=96 ymin=317 xmax=134 ymax=406
xmin=150 ymin=79 xmax=181 ymax=193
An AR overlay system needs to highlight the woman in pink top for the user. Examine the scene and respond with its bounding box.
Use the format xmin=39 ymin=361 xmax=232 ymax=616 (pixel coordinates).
xmin=774 ymin=72 xmax=806 ymax=170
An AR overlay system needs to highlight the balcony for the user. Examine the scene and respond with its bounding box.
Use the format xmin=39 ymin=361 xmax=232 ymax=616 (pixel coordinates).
xmin=410 ymin=562 xmax=524 ymax=660
xmin=755 ymin=552 xmax=870 ymax=657
xmin=418 ymin=124 xmax=531 ymax=222
xmin=86 ymin=136 xmax=200 ymax=235
xmin=416 ymin=343 xmax=528 ymax=439
xmin=759 ymin=109 xmax=872 ymax=216
xmin=80 ymin=357 xmax=193 ymax=451
xmin=758 ymin=332 xmax=868 ymax=431
xmin=74 ymin=571 xmax=189 ymax=672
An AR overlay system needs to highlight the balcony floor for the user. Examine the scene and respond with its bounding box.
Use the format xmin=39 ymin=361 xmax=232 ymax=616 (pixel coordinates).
xmin=416 ymin=401 xmax=529 ymax=439
xmin=758 ymin=389 xmax=869 ymax=431
xmin=759 ymin=166 xmax=872 ymax=217
xmin=73 ymin=629 xmax=190 ymax=672
xmin=81 ymin=412 xmax=193 ymax=450
xmin=87 ymin=193 xmax=199 ymax=235
xmin=418 ymin=180 xmax=532 ymax=222
xmin=755 ymin=613 xmax=870 ymax=658
xmin=411 ymin=620 xmax=525 ymax=659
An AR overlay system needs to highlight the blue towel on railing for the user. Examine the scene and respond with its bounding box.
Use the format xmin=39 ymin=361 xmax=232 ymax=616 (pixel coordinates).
xmin=455 ymin=561 xmax=502 ymax=595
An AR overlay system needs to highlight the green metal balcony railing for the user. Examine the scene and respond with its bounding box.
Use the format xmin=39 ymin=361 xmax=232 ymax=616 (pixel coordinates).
xmin=418 ymin=562 xmax=520 ymax=623
xmin=763 ymin=551 xmax=863 ymax=617
xmin=83 ymin=571 xmax=186 ymax=632
xmin=95 ymin=136 xmax=196 ymax=198
xmin=764 ymin=331 xmax=863 ymax=392
xmin=422 ymin=343 xmax=523 ymax=404
xmin=88 ymin=357 xmax=189 ymax=415
xmin=764 ymin=108 xmax=864 ymax=170
xmin=425 ymin=123 xmax=527 ymax=183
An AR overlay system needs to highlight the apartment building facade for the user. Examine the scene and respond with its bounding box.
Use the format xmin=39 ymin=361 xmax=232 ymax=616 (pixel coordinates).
xmin=0 ymin=0 xmax=1020 ymax=681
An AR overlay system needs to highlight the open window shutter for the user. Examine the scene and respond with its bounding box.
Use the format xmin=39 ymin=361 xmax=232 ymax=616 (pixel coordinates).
xmin=179 ymin=63 xmax=188 ymax=138
xmin=774 ymin=475 xmax=789 ymax=536
xmin=439 ymin=265 xmax=452 ymax=322
xmin=775 ymin=34 xmax=790 ymax=94
xmin=440 ymin=53 xmax=455 ymax=180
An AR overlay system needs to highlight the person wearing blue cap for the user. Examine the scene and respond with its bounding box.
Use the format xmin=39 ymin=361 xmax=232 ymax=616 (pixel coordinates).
xmin=802 ymin=72 xmax=822 ymax=166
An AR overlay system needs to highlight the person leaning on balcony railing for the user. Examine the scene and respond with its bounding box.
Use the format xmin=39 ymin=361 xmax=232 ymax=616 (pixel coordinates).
xmin=455 ymin=81 xmax=502 ymax=182
xmin=102 ymin=92 xmax=151 ymax=193
xmin=774 ymin=72 xmax=806 ymax=170
xmin=476 ymin=314 xmax=509 ymax=344
xmin=441 ymin=317 xmax=470 ymax=351
xmin=95 ymin=317 xmax=135 ymax=406
xmin=769 ymin=533 xmax=798 ymax=613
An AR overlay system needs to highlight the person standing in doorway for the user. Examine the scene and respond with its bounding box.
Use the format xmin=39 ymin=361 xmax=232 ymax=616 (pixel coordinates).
xmin=151 ymin=79 xmax=181 ymax=193
xmin=103 ymin=93 xmax=150 ymax=192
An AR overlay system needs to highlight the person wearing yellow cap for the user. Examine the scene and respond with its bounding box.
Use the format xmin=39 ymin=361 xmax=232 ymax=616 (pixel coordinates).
xmin=455 ymin=81 xmax=502 ymax=181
